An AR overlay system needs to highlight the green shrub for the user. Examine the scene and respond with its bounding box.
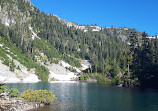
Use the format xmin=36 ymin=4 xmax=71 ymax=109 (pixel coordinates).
xmin=17 ymin=65 xmax=21 ymax=70
xmin=21 ymin=89 xmax=55 ymax=105
xmin=8 ymin=88 xmax=20 ymax=98
xmin=50 ymin=58 xmax=59 ymax=64
xmin=9 ymin=60 xmax=16 ymax=72
xmin=0 ymin=83 xmax=6 ymax=94
xmin=66 ymin=67 xmax=77 ymax=73
xmin=80 ymin=74 xmax=85 ymax=81
xmin=35 ymin=65 xmax=50 ymax=81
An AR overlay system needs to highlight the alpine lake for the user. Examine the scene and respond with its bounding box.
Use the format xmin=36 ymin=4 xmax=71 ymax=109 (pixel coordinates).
xmin=6 ymin=82 xmax=158 ymax=111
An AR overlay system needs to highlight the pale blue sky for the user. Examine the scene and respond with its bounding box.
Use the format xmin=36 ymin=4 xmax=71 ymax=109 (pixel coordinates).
xmin=31 ymin=0 xmax=158 ymax=36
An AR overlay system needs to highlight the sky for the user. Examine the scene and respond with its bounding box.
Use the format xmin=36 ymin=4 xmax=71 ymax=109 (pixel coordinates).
xmin=30 ymin=0 xmax=158 ymax=36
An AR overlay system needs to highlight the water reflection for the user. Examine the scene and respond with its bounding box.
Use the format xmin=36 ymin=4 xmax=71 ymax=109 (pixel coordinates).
xmin=5 ymin=82 xmax=158 ymax=111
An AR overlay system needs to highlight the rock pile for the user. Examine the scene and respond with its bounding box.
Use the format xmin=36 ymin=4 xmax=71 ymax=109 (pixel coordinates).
xmin=0 ymin=98 xmax=35 ymax=111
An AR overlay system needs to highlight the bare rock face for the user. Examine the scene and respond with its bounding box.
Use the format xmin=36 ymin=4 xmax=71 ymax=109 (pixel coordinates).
xmin=0 ymin=0 xmax=34 ymax=27
xmin=0 ymin=5 xmax=15 ymax=26
xmin=53 ymin=15 xmax=103 ymax=32
xmin=0 ymin=5 xmax=1 ymax=12
xmin=24 ymin=0 xmax=31 ymax=2
xmin=24 ymin=0 xmax=33 ymax=6
xmin=0 ymin=5 xmax=11 ymax=26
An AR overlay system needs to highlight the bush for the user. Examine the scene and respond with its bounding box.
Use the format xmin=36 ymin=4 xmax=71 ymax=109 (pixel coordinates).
xmin=21 ymin=89 xmax=55 ymax=105
xmin=66 ymin=67 xmax=77 ymax=73
xmin=50 ymin=58 xmax=59 ymax=64
xmin=35 ymin=65 xmax=50 ymax=81
xmin=0 ymin=82 xmax=6 ymax=94
xmin=8 ymin=88 xmax=20 ymax=98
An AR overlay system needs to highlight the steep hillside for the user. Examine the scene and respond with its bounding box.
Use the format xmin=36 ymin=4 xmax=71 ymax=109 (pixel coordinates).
xmin=1 ymin=0 xmax=156 ymax=86
xmin=0 ymin=0 xmax=84 ymax=82
xmin=0 ymin=0 xmax=132 ymax=82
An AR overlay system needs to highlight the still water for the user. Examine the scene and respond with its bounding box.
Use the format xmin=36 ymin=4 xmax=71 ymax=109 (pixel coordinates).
xmin=6 ymin=82 xmax=158 ymax=111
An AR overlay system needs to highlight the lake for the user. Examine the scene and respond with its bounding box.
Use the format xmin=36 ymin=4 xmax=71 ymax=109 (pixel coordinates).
xmin=6 ymin=82 xmax=158 ymax=111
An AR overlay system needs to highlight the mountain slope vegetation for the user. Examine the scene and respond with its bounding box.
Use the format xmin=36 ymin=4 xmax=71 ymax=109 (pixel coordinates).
xmin=0 ymin=0 xmax=158 ymax=87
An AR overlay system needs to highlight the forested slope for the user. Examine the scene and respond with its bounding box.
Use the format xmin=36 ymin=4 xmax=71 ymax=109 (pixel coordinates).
xmin=0 ymin=0 xmax=158 ymax=87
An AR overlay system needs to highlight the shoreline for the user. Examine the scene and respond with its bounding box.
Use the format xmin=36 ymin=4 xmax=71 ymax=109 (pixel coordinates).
xmin=0 ymin=98 xmax=41 ymax=111
xmin=4 ymin=81 xmax=79 ymax=84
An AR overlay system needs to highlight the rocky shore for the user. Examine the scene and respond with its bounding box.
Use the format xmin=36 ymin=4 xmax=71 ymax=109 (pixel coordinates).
xmin=0 ymin=98 xmax=40 ymax=111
